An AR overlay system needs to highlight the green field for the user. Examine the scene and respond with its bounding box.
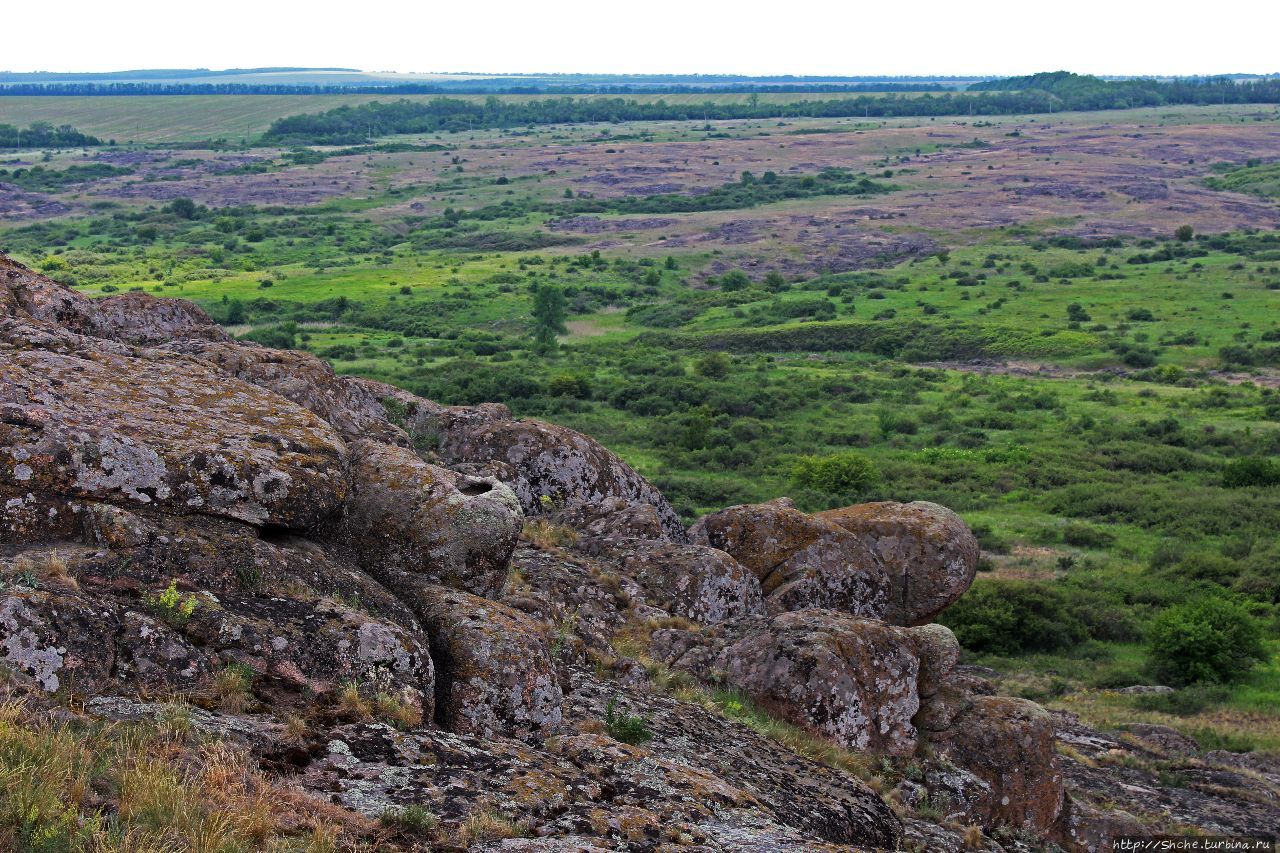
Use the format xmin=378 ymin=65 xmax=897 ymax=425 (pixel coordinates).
xmin=0 ymin=91 xmax=924 ymax=145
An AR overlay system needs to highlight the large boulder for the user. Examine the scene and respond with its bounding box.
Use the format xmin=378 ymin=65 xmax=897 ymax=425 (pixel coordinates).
xmin=0 ymin=345 xmax=349 ymax=532
xmin=323 ymin=439 xmax=522 ymax=598
xmin=929 ymin=696 xmax=1065 ymax=831
xmin=96 ymin=291 xmax=229 ymax=345
xmin=1 ymin=255 xmax=103 ymax=335
xmin=427 ymin=403 xmax=687 ymax=541
xmin=393 ymin=580 xmax=563 ymax=741
xmin=655 ymin=609 xmax=921 ymax=755
xmin=817 ymin=501 xmax=979 ymax=624
xmin=588 ymin=539 xmax=765 ymax=625
xmin=689 ymin=498 xmax=889 ymax=619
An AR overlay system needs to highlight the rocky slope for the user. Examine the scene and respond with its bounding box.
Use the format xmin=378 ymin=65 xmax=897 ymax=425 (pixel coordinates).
xmin=1 ymin=253 xmax=1275 ymax=850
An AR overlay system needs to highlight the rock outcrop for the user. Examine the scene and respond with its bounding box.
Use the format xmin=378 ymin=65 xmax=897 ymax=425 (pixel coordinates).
xmin=817 ymin=500 xmax=979 ymax=625
xmin=325 ymin=439 xmax=522 ymax=598
xmin=427 ymin=403 xmax=688 ymax=541
xmin=0 ymin=254 xmax=1216 ymax=850
xmin=690 ymin=498 xmax=891 ymax=618
xmin=655 ymin=610 xmax=922 ymax=755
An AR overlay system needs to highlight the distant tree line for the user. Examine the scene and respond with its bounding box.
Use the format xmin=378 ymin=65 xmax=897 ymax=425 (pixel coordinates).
xmin=0 ymin=122 xmax=104 ymax=149
xmin=263 ymin=77 xmax=1280 ymax=144
xmin=968 ymin=70 xmax=1279 ymax=110
xmin=0 ymin=82 xmax=955 ymax=97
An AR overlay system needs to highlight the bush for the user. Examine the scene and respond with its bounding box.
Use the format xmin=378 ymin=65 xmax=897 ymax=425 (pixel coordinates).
xmin=791 ymin=453 xmax=878 ymax=498
xmin=1146 ymin=595 xmax=1269 ymax=685
xmin=1062 ymin=522 xmax=1115 ymax=548
xmin=1223 ymin=456 xmax=1280 ymax=488
xmin=1132 ymin=683 xmax=1230 ymax=716
xmin=940 ymin=579 xmax=1090 ymax=655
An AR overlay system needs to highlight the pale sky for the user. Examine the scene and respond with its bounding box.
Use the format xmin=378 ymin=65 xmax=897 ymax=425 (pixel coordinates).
xmin=4 ymin=0 xmax=1277 ymax=78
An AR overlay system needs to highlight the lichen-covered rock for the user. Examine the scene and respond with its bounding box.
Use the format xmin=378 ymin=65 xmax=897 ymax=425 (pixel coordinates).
xmin=657 ymin=609 xmax=920 ymax=755
xmin=1 ymin=255 xmax=103 ymax=335
xmin=427 ymin=402 xmax=686 ymax=541
xmin=0 ymin=489 xmax=86 ymax=543
xmin=690 ymin=498 xmax=890 ymax=619
xmin=78 ymin=503 xmax=419 ymax=626
xmin=910 ymin=622 xmax=961 ymax=698
xmin=587 ymin=539 xmax=765 ymax=625
xmin=114 ymin=609 xmax=214 ymax=692
xmin=930 ymin=696 xmax=1064 ymax=831
xmin=163 ymin=339 xmax=413 ymax=447
xmin=324 ymin=439 xmax=522 ymax=598
xmin=0 ymin=588 xmax=118 ymax=693
xmin=559 ymin=496 xmax=667 ymax=539
xmin=1051 ymin=795 xmax=1147 ymax=853
xmin=393 ymin=579 xmax=562 ymax=740
xmin=817 ymin=500 xmax=979 ymax=625
xmin=96 ymin=291 xmax=229 ymax=345
xmin=0 ymin=345 xmax=348 ymax=530
xmin=182 ymin=594 xmax=433 ymax=716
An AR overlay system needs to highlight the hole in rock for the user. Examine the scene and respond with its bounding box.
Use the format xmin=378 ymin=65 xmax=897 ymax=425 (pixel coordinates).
xmin=457 ymin=481 xmax=493 ymax=497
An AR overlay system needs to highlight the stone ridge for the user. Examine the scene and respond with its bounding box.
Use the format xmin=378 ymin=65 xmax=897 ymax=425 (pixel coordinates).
xmin=0 ymin=254 xmax=1240 ymax=849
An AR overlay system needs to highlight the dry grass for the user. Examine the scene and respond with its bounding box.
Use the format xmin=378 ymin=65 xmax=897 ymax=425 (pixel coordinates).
xmin=335 ymin=681 xmax=372 ymax=720
xmin=458 ymin=809 xmax=524 ymax=845
xmin=211 ymin=664 xmax=255 ymax=714
xmin=11 ymin=549 xmax=78 ymax=590
xmin=521 ymin=519 xmax=578 ymax=549
xmin=0 ymin=697 xmax=367 ymax=851
xmin=373 ymin=692 xmax=423 ymax=730
xmin=284 ymin=714 xmax=310 ymax=742
xmin=1051 ymin=689 xmax=1280 ymax=753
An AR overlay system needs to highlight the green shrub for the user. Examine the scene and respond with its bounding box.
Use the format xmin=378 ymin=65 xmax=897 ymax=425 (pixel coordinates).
xmin=1132 ymin=683 xmax=1230 ymax=715
xmin=791 ymin=453 xmax=878 ymax=498
xmin=1222 ymin=456 xmax=1280 ymax=488
xmin=1062 ymin=522 xmax=1116 ymax=549
xmin=940 ymin=579 xmax=1090 ymax=655
xmin=1146 ymin=595 xmax=1269 ymax=685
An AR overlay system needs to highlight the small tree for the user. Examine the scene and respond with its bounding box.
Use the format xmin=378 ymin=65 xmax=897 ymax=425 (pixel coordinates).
xmin=791 ymin=453 xmax=878 ymax=498
xmin=531 ymin=284 xmax=567 ymax=353
xmin=694 ymin=352 xmax=731 ymax=379
xmin=1174 ymin=225 xmax=1194 ymax=242
xmin=224 ymin=299 xmax=246 ymax=325
xmin=1147 ymin=595 xmax=1268 ymax=685
xmin=166 ymin=197 xmax=198 ymax=220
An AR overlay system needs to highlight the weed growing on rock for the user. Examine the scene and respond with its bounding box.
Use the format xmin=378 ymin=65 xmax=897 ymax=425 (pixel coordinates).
xmin=603 ymin=696 xmax=653 ymax=745
xmin=550 ymin=609 xmax=579 ymax=660
xmin=373 ymin=692 xmax=423 ymax=730
xmin=336 ymin=681 xmax=372 ymax=720
xmin=458 ymin=809 xmax=525 ymax=844
xmin=284 ymin=714 xmax=309 ymax=742
xmin=522 ymin=518 xmax=578 ymax=549
xmin=12 ymin=550 xmax=77 ymax=591
xmin=212 ymin=663 xmax=255 ymax=713
xmin=146 ymin=579 xmax=199 ymax=627
xmin=379 ymin=803 xmax=438 ymax=836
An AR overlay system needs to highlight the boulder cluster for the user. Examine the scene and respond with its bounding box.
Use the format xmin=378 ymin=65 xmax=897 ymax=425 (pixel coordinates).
xmin=0 ymin=254 xmax=1156 ymax=850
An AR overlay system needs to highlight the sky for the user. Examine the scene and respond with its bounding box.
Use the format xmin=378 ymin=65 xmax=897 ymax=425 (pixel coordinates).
xmin=3 ymin=0 xmax=1277 ymax=77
